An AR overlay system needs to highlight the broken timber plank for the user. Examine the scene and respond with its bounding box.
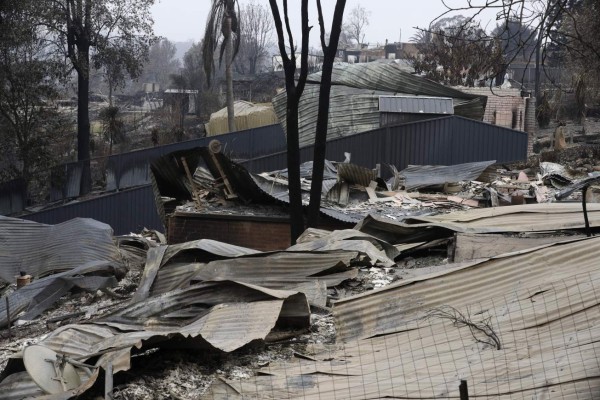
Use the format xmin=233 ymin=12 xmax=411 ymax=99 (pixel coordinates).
xmin=181 ymin=157 xmax=203 ymax=210
xmin=406 ymin=192 xmax=448 ymax=201
xmin=208 ymin=152 xmax=238 ymax=200
xmin=447 ymin=196 xmax=479 ymax=208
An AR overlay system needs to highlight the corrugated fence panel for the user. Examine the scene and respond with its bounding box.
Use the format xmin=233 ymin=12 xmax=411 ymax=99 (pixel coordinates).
xmin=22 ymin=185 xmax=162 ymax=235
xmin=17 ymin=117 xmax=527 ymax=234
xmin=49 ymin=162 xmax=83 ymax=201
xmin=449 ymin=117 xmax=528 ymax=165
xmin=242 ymin=116 xmax=527 ymax=178
xmin=106 ymin=124 xmax=286 ymax=191
xmin=0 ymin=179 xmax=26 ymax=215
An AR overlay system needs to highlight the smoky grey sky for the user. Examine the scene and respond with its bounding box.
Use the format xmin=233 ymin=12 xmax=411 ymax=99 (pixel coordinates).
xmin=151 ymin=0 xmax=500 ymax=46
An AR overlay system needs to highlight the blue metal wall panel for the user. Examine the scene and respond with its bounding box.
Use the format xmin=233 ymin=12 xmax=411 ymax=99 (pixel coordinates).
xmin=0 ymin=179 xmax=26 ymax=215
xmin=242 ymin=116 xmax=527 ymax=177
xmin=22 ymin=185 xmax=162 ymax=235
xmin=19 ymin=117 xmax=527 ymax=235
xmin=105 ymin=124 xmax=285 ymax=191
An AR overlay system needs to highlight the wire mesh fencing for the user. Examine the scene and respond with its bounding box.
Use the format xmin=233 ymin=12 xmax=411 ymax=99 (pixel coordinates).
xmin=207 ymin=270 xmax=600 ymax=399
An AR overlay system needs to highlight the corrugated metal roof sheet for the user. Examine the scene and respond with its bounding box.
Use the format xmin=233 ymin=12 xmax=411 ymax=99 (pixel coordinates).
xmin=401 ymin=160 xmax=496 ymax=190
xmin=379 ymin=95 xmax=454 ymax=115
xmin=0 ymin=281 xmax=311 ymax=398
xmin=206 ymin=236 xmax=600 ymax=398
xmin=333 ymin=235 xmax=600 ymax=341
xmin=133 ymin=239 xmax=261 ymax=303
xmin=0 ymin=216 xmax=122 ymax=282
xmin=336 ymin=163 xmax=377 ymax=187
xmin=0 ymin=261 xmax=124 ymax=328
xmin=356 ymin=203 xmax=600 ymax=244
xmin=308 ymin=61 xmax=484 ymax=103
xmin=287 ymin=229 xmax=400 ymax=267
xmin=133 ymin=240 xmax=359 ymax=306
xmin=47 ymin=281 xmax=308 ymax=364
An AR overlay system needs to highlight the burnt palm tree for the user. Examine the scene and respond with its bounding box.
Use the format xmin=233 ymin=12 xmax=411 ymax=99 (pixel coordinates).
xmin=203 ymin=0 xmax=240 ymax=133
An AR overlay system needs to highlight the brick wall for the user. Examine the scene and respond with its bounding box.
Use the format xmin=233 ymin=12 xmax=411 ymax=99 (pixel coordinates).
xmin=168 ymin=212 xmax=352 ymax=251
xmin=460 ymin=87 xmax=526 ymax=131
xmin=524 ymin=97 xmax=537 ymax=156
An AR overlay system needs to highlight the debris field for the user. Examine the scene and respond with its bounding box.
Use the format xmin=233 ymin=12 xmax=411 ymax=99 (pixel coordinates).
xmin=1 ymin=144 xmax=600 ymax=399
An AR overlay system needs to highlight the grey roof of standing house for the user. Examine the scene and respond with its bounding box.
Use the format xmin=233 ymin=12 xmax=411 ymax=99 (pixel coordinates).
xmin=378 ymin=95 xmax=454 ymax=115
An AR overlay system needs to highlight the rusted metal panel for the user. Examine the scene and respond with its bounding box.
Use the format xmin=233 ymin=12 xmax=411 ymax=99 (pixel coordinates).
xmin=133 ymin=239 xmax=358 ymax=305
xmin=0 ymin=281 xmax=311 ymax=398
xmin=46 ymin=281 xmax=309 ymax=363
xmin=333 ymin=235 xmax=600 ymax=342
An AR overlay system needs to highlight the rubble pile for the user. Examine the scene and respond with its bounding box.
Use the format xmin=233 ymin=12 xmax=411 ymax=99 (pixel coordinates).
xmin=162 ymin=146 xmax=600 ymax=228
xmin=2 ymin=145 xmax=600 ymax=399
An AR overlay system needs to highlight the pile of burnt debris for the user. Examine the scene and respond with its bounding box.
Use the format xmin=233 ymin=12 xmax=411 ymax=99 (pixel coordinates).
xmin=159 ymin=143 xmax=600 ymax=226
xmin=1 ymin=146 xmax=600 ymax=399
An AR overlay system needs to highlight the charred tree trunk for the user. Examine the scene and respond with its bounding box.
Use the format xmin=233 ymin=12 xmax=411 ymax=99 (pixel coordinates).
xmin=77 ymin=48 xmax=91 ymax=195
xmin=268 ymin=0 xmax=310 ymax=244
xmin=286 ymin=90 xmax=304 ymax=243
xmin=307 ymin=0 xmax=347 ymax=228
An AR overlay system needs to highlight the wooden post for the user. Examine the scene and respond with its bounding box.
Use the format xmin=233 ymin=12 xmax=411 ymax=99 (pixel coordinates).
xmin=582 ymin=186 xmax=592 ymax=237
xmin=180 ymin=157 xmax=202 ymax=210
xmin=459 ymin=380 xmax=469 ymax=400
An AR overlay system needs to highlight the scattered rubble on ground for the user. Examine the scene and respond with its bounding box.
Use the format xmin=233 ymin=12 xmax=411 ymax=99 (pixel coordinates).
xmin=2 ymin=140 xmax=600 ymax=398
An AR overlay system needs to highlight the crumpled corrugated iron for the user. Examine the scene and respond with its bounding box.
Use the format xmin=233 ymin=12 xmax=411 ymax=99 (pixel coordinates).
xmin=132 ymin=238 xmax=359 ymax=306
xmin=0 ymin=216 xmax=122 ymax=282
xmin=132 ymin=239 xmax=261 ymax=302
xmin=356 ymin=203 xmax=600 ymax=244
xmin=0 ymin=281 xmax=310 ymax=398
xmin=0 ymin=261 xmax=125 ymax=328
xmin=400 ymin=160 xmax=496 ymax=191
xmin=287 ymin=229 xmax=399 ymax=267
xmin=206 ymin=236 xmax=600 ymax=399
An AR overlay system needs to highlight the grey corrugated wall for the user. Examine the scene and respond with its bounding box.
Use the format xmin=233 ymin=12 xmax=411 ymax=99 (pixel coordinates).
xmin=19 ymin=116 xmax=527 ymax=234
xmin=22 ymin=185 xmax=161 ymax=235
xmin=242 ymin=116 xmax=528 ymax=177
